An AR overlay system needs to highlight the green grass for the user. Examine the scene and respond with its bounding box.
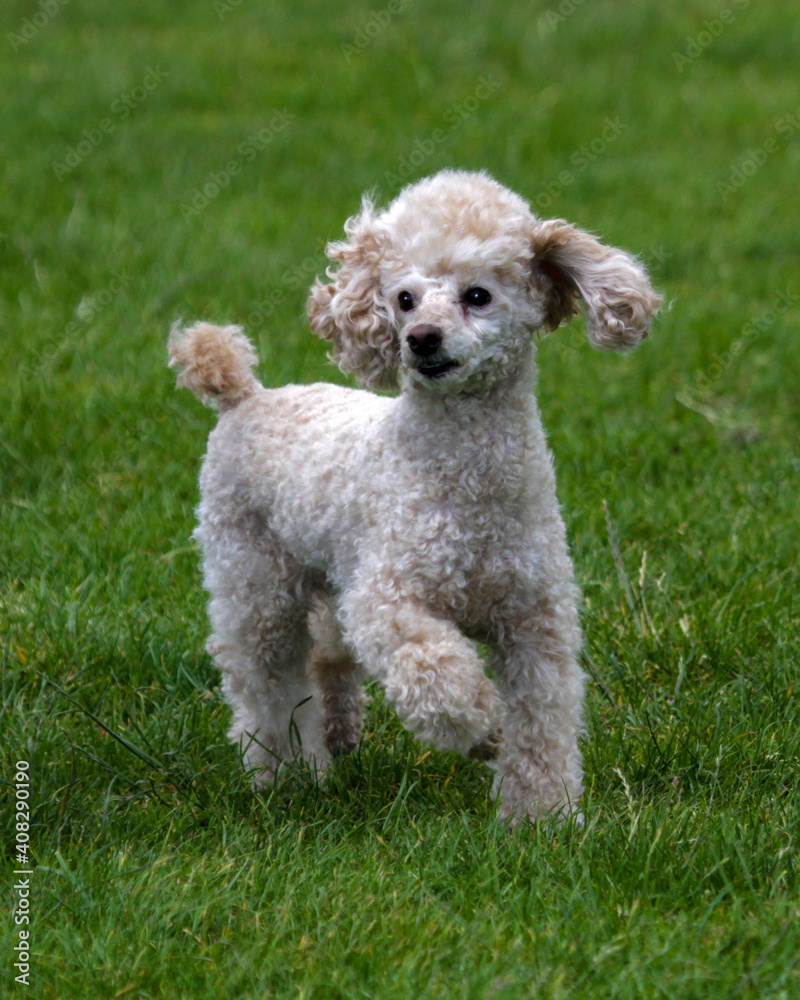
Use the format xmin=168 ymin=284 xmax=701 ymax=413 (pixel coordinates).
xmin=2 ymin=0 xmax=799 ymax=996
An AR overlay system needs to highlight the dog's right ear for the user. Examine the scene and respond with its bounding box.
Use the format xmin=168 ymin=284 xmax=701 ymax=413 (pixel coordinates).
xmin=307 ymin=199 xmax=398 ymax=389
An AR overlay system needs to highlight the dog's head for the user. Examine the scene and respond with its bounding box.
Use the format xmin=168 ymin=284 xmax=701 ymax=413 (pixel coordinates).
xmin=308 ymin=170 xmax=661 ymax=392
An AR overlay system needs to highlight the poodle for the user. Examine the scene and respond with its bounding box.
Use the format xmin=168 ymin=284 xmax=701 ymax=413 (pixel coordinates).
xmin=168 ymin=170 xmax=660 ymax=823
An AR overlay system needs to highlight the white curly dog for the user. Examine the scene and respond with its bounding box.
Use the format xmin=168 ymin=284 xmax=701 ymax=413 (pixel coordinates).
xmin=169 ymin=170 xmax=660 ymax=823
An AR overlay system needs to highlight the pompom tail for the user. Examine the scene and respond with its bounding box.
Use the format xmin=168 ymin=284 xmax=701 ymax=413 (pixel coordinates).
xmin=168 ymin=322 xmax=260 ymax=409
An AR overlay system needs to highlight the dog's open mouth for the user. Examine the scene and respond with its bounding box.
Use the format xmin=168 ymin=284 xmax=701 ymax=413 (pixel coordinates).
xmin=417 ymin=359 xmax=460 ymax=380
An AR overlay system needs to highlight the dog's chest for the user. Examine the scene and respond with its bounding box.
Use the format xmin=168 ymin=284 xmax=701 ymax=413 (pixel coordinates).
xmin=389 ymin=488 xmax=541 ymax=632
xmin=379 ymin=397 xmax=555 ymax=630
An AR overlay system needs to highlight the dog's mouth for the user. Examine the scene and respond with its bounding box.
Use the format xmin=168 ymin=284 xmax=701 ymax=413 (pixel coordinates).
xmin=416 ymin=359 xmax=460 ymax=380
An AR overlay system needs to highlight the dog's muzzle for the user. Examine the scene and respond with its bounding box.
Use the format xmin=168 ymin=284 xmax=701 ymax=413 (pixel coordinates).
xmin=406 ymin=324 xmax=460 ymax=380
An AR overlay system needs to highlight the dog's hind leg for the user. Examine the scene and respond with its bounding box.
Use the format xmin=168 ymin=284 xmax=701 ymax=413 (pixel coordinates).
xmin=198 ymin=517 xmax=327 ymax=782
xmin=308 ymin=596 xmax=367 ymax=759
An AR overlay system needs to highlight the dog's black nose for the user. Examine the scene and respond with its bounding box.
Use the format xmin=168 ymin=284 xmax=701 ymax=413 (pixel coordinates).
xmin=406 ymin=325 xmax=443 ymax=358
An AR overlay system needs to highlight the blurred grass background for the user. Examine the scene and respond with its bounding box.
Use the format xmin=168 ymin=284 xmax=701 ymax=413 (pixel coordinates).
xmin=1 ymin=1 xmax=799 ymax=997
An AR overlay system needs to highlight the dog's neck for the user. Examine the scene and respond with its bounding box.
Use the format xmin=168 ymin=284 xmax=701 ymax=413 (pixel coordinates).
xmin=391 ymin=346 xmax=545 ymax=499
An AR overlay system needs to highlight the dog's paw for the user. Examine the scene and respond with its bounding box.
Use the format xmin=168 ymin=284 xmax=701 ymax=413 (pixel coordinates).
xmin=467 ymin=727 xmax=504 ymax=761
xmin=386 ymin=643 xmax=501 ymax=755
xmin=492 ymin=751 xmax=583 ymax=827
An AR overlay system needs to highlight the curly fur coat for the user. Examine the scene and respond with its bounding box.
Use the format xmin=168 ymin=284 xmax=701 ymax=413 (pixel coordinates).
xmin=169 ymin=170 xmax=660 ymax=822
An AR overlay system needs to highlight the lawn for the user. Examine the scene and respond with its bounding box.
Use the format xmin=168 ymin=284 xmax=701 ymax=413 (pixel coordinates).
xmin=2 ymin=1 xmax=799 ymax=997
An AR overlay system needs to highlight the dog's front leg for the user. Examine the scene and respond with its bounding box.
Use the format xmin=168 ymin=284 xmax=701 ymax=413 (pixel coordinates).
xmin=490 ymin=624 xmax=585 ymax=824
xmin=340 ymin=591 xmax=501 ymax=756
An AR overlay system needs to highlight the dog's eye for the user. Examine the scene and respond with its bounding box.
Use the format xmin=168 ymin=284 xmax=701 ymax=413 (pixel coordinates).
xmin=398 ymin=291 xmax=415 ymax=312
xmin=462 ymin=287 xmax=492 ymax=307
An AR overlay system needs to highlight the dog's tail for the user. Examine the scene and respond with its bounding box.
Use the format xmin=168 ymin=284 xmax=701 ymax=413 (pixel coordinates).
xmin=168 ymin=322 xmax=260 ymax=410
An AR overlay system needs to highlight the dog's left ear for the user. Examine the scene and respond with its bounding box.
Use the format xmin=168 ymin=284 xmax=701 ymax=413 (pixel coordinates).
xmin=530 ymin=220 xmax=662 ymax=350
xmin=307 ymin=199 xmax=398 ymax=389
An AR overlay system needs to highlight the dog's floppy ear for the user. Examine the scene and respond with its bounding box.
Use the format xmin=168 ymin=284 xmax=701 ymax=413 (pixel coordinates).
xmin=307 ymin=199 xmax=398 ymax=389
xmin=530 ymin=220 xmax=661 ymax=350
